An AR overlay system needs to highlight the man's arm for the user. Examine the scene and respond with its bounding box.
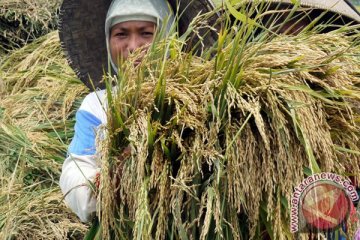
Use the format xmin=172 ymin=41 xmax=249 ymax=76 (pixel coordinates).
xmin=60 ymin=154 xmax=99 ymax=222
xmin=59 ymin=90 xmax=107 ymax=222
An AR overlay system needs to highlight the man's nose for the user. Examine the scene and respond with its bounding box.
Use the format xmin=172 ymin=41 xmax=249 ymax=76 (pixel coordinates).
xmin=127 ymin=35 xmax=142 ymax=53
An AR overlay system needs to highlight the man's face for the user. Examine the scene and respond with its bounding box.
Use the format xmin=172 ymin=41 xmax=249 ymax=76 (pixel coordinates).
xmin=109 ymin=21 xmax=156 ymax=65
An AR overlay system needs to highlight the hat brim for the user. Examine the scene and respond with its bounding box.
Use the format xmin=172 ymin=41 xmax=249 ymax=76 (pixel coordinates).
xmin=243 ymin=0 xmax=360 ymax=23
xmin=59 ymin=0 xmax=217 ymax=89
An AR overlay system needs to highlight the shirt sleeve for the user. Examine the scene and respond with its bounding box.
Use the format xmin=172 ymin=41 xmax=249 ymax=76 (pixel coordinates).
xmin=59 ymin=90 xmax=107 ymax=222
xmin=60 ymin=154 xmax=98 ymax=222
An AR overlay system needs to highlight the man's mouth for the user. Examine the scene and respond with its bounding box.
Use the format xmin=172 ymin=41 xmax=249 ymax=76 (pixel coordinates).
xmin=134 ymin=59 xmax=142 ymax=66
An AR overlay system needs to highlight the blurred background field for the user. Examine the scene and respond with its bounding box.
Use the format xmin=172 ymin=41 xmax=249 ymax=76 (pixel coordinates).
xmin=352 ymin=0 xmax=360 ymax=10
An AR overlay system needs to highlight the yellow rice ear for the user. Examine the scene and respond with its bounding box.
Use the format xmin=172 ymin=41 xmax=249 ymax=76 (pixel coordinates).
xmin=97 ymin=29 xmax=360 ymax=239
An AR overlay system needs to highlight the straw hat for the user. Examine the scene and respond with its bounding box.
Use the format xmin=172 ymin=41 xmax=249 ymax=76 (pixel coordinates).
xmin=59 ymin=0 xmax=217 ymax=89
xmin=245 ymin=0 xmax=360 ymax=23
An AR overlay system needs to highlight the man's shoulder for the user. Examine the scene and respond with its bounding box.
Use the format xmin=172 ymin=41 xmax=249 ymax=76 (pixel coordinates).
xmin=83 ymin=89 xmax=107 ymax=105
xmin=78 ymin=89 xmax=108 ymax=123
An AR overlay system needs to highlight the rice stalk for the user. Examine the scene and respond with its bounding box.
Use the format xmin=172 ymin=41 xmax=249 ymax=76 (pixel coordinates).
xmin=0 ymin=31 xmax=78 ymax=95
xmin=0 ymin=182 xmax=87 ymax=240
xmin=95 ymin=15 xmax=360 ymax=240
xmin=0 ymin=0 xmax=60 ymax=51
xmin=0 ymin=30 xmax=89 ymax=238
xmin=0 ymin=31 xmax=88 ymax=185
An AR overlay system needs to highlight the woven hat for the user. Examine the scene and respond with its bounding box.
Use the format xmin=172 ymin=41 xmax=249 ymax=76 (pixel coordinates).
xmin=243 ymin=0 xmax=360 ymax=22
xmin=59 ymin=0 xmax=217 ymax=89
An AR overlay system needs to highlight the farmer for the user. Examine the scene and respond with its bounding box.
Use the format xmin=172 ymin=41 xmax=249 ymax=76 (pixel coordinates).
xmin=59 ymin=0 xmax=174 ymax=223
xmin=59 ymin=0 xmax=216 ymax=222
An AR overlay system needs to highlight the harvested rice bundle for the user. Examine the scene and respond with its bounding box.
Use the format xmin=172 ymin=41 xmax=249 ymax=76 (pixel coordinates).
xmin=0 ymin=31 xmax=78 ymax=95
xmin=0 ymin=0 xmax=60 ymax=52
xmin=0 ymin=184 xmax=87 ymax=240
xmin=0 ymin=31 xmax=88 ymax=238
xmin=0 ymin=31 xmax=88 ymax=184
xmin=95 ymin=30 xmax=360 ymax=239
xmin=54 ymin=0 xmax=360 ymax=238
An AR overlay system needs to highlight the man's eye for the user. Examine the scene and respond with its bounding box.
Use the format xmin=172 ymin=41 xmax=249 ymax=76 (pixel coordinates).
xmin=115 ymin=32 xmax=127 ymax=38
xmin=142 ymin=32 xmax=154 ymax=37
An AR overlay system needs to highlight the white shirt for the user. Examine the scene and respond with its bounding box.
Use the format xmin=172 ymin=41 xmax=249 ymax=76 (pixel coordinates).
xmin=59 ymin=90 xmax=107 ymax=222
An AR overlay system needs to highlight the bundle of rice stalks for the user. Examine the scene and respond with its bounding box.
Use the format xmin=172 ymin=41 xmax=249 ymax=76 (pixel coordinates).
xmin=0 ymin=183 xmax=87 ymax=239
xmin=0 ymin=31 xmax=88 ymax=238
xmin=0 ymin=31 xmax=88 ymax=184
xmin=0 ymin=0 xmax=61 ymax=52
xmin=94 ymin=19 xmax=360 ymax=239
xmin=1 ymin=31 xmax=74 ymax=95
